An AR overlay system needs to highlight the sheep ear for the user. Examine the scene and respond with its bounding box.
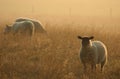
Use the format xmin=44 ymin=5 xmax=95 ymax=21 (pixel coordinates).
xmin=78 ymin=36 xmax=83 ymax=39
xmin=6 ymin=25 xmax=11 ymax=28
xmin=6 ymin=25 xmax=9 ymax=27
xmin=89 ymin=36 xmax=94 ymax=39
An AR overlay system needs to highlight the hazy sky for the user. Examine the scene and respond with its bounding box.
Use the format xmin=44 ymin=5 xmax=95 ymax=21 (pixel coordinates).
xmin=0 ymin=0 xmax=120 ymax=17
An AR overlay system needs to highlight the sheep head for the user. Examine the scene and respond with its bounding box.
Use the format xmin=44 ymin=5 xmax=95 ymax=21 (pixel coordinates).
xmin=78 ymin=36 xmax=94 ymax=46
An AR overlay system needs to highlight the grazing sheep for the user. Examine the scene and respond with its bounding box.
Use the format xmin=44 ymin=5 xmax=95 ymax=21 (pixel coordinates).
xmin=15 ymin=18 xmax=46 ymax=33
xmin=77 ymin=36 xmax=107 ymax=72
xmin=4 ymin=21 xmax=35 ymax=38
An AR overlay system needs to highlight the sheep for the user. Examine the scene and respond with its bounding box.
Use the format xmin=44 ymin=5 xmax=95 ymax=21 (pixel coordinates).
xmin=4 ymin=21 xmax=35 ymax=38
xmin=15 ymin=18 xmax=46 ymax=33
xmin=77 ymin=36 xmax=107 ymax=72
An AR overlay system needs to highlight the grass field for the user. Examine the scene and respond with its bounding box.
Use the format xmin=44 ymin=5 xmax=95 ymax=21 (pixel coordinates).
xmin=0 ymin=19 xmax=120 ymax=79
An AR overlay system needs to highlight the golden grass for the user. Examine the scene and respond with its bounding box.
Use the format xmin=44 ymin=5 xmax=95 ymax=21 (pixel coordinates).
xmin=0 ymin=21 xmax=120 ymax=79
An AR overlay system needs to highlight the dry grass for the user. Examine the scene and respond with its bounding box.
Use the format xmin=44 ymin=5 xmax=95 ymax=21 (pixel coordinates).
xmin=0 ymin=21 xmax=120 ymax=79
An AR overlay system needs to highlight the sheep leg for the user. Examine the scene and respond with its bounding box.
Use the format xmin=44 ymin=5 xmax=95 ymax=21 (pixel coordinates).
xmin=83 ymin=64 xmax=87 ymax=73
xmin=91 ymin=64 xmax=96 ymax=71
xmin=101 ymin=60 xmax=105 ymax=72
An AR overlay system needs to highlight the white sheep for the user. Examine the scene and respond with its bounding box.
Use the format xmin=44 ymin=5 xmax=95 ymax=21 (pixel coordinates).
xmin=4 ymin=21 xmax=35 ymax=38
xmin=77 ymin=36 xmax=107 ymax=72
xmin=15 ymin=18 xmax=46 ymax=33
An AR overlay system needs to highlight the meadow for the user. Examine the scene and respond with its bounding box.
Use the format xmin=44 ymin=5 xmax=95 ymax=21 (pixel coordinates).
xmin=0 ymin=17 xmax=120 ymax=79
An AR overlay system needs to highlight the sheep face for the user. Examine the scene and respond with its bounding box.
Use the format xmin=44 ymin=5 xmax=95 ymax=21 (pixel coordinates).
xmin=78 ymin=36 xmax=94 ymax=47
xmin=4 ymin=25 xmax=12 ymax=34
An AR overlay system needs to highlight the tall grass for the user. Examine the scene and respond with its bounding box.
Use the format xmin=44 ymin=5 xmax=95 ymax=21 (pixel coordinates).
xmin=0 ymin=22 xmax=119 ymax=79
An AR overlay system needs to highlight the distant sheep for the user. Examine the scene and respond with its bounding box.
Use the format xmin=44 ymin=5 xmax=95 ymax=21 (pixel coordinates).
xmin=4 ymin=21 xmax=35 ymax=38
xmin=77 ymin=36 xmax=107 ymax=72
xmin=15 ymin=18 xmax=46 ymax=33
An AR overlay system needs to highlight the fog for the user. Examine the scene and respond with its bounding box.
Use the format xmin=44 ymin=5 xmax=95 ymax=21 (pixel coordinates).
xmin=0 ymin=0 xmax=120 ymax=17
xmin=0 ymin=0 xmax=120 ymax=26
